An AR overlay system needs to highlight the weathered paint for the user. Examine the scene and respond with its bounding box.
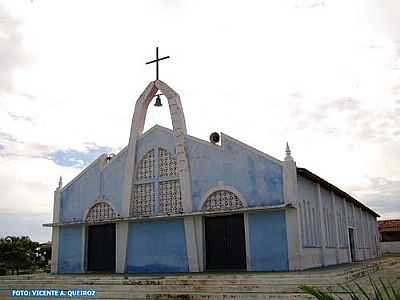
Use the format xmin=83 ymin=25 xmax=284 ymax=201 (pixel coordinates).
xmin=58 ymin=226 xmax=82 ymax=273
xmin=102 ymin=150 xmax=127 ymax=215
xmin=126 ymin=218 xmax=189 ymax=273
xmin=59 ymin=126 xmax=284 ymax=221
xmin=60 ymin=160 xmax=101 ymax=222
xmin=248 ymin=211 xmax=289 ymax=271
xmin=187 ymin=135 xmax=284 ymax=211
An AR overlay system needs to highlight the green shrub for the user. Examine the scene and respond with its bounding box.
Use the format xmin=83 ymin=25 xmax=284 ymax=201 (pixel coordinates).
xmin=299 ymin=276 xmax=400 ymax=299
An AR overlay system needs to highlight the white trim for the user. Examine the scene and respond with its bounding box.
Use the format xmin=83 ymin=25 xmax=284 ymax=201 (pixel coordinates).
xmin=244 ymin=212 xmax=251 ymax=271
xmin=343 ymin=197 xmax=351 ymax=262
xmin=198 ymin=184 xmax=248 ymax=211
xmin=193 ymin=216 xmax=204 ymax=272
xmin=81 ymin=225 xmax=86 ymax=272
xmin=316 ymin=183 xmax=326 ymax=266
xmin=44 ymin=203 xmax=291 ymax=227
xmin=331 ymin=192 xmax=340 ymax=264
xmin=115 ymin=222 xmax=128 ymax=273
xmin=50 ymin=226 xmax=59 ymax=273
xmin=51 ymin=186 xmax=61 ymax=274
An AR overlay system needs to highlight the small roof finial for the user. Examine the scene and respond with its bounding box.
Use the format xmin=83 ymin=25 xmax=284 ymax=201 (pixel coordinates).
xmin=285 ymin=142 xmax=293 ymax=161
xmin=58 ymin=176 xmax=63 ymax=189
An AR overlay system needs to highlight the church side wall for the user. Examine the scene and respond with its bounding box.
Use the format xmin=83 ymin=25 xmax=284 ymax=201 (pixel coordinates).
xmin=320 ymin=187 xmax=338 ymax=266
xmin=248 ymin=210 xmax=289 ymax=271
xmin=297 ymin=176 xmax=323 ymax=269
xmin=297 ymin=174 xmax=380 ymax=270
xmin=126 ymin=218 xmax=189 ymax=273
xmin=58 ymin=225 xmax=82 ymax=273
xmin=186 ymin=137 xmax=284 ymax=211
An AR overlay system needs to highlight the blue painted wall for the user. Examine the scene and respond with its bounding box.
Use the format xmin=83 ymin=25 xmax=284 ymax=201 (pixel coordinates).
xmin=126 ymin=218 xmax=189 ymax=273
xmin=136 ymin=127 xmax=176 ymax=159
xmin=58 ymin=226 xmax=82 ymax=273
xmin=248 ymin=211 xmax=289 ymax=271
xmin=60 ymin=160 xmax=101 ymax=222
xmin=102 ymin=150 xmax=127 ymax=214
xmin=60 ymin=126 xmax=284 ymax=222
xmin=187 ymin=135 xmax=284 ymax=211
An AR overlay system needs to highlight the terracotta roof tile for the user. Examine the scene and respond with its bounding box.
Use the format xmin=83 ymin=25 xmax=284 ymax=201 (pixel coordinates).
xmin=378 ymin=219 xmax=400 ymax=230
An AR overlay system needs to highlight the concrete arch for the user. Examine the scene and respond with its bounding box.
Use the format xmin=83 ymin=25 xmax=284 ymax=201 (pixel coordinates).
xmin=122 ymin=80 xmax=191 ymax=216
xmin=199 ymin=184 xmax=248 ymax=211
xmin=84 ymin=198 xmax=118 ymax=222
xmin=118 ymin=80 xmax=198 ymax=273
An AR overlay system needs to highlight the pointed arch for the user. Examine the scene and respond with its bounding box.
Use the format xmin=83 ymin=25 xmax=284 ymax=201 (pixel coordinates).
xmin=85 ymin=201 xmax=116 ymax=222
xmin=122 ymin=80 xmax=192 ymax=215
xmin=120 ymin=80 xmax=198 ymax=273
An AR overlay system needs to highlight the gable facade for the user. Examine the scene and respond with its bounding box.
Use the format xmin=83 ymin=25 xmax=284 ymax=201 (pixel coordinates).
xmin=48 ymin=80 xmax=380 ymax=274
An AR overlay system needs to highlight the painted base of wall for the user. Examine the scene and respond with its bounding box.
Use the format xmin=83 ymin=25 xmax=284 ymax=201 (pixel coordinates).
xmin=126 ymin=219 xmax=189 ymax=273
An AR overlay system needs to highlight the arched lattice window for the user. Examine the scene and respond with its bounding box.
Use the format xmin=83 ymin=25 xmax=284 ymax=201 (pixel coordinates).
xmin=130 ymin=148 xmax=182 ymax=217
xmin=135 ymin=149 xmax=155 ymax=180
xmin=86 ymin=202 xmax=116 ymax=222
xmin=131 ymin=150 xmax=156 ymax=216
xmin=202 ymin=190 xmax=244 ymax=211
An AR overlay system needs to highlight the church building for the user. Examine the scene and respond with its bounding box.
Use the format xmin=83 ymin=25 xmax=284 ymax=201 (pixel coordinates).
xmin=47 ymin=76 xmax=381 ymax=274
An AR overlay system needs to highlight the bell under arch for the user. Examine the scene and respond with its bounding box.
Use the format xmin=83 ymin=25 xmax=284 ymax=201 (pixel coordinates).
xmin=122 ymin=80 xmax=191 ymax=216
xmin=118 ymin=80 xmax=198 ymax=273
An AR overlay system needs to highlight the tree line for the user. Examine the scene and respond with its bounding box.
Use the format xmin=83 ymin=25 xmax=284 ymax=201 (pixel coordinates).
xmin=0 ymin=236 xmax=51 ymax=275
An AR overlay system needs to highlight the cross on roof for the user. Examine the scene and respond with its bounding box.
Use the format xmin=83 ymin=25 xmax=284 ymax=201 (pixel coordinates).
xmin=145 ymin=47 xmax=170 ymax=81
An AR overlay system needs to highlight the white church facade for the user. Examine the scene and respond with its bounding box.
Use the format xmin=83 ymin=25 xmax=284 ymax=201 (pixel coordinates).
xmin=47 ymin=80 xmax=381 ymax=273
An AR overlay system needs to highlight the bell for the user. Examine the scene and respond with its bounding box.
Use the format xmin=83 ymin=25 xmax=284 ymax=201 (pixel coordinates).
xmin=154 ymin=95 xmax=162 ymax=107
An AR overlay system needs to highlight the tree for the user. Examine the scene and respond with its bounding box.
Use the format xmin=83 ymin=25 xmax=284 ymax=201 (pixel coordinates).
xmin=0 ymin=236 xmax=39 ymax=275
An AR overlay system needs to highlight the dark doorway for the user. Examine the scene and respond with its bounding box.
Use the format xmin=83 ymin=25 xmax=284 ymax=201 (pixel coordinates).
xmin=205 ymin=214 xmax=246 ymax=271
xmin=348 ymin=228 xmax=356 ymax=262
xmin=87 ymin=223 xmax=116 ymax=272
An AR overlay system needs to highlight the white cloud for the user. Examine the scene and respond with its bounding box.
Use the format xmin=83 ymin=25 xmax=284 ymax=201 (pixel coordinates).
xmin=0 ymin=0 xmax=400 ymax=240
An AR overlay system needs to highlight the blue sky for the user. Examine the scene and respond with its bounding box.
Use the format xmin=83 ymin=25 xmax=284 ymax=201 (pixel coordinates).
xmin=0 ymin=0 xmax=399 ymax=242
xmin=47 ymin=144 xmax=112 ymax=168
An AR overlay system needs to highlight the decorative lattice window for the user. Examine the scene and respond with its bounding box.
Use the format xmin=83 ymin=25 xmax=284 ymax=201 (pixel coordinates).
xmin=136 ymin=150 xmax=155 ymax=180
xmin=131 ymin=183 xmax=155 ymax=216
xmin=159 ymin=148 xmax=177 ymax=177
xmin=86 ymin=202 xmax=116 ymax=222
xmin=202 ymin=190 xmax=243 ymax=211
xmin=159 ymin=180 xmax=183 ymax=214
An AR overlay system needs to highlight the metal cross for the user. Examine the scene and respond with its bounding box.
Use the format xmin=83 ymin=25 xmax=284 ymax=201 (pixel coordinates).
xmin=145 ymin=47 xmax=170 ymax=80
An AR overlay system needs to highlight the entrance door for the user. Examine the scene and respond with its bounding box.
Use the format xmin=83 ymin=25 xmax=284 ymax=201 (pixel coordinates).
xmin=87 ymin=223 xmax=116 ymax=272
xmin=348 ymin=228 xmax=356 ymax=262
xmin=205 ymin=214 xmax=246 ymax=270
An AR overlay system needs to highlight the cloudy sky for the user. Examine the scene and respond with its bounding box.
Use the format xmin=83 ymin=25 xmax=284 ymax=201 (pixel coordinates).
xmin=0 ymin=0 xmax=399 ymax=242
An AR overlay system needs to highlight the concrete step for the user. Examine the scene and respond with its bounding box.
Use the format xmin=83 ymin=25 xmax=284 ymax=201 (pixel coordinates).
xmin=0 ymin=283 xmax=346 ymax=294
xmin=0 ymin=258 xmax=393 ymax=300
